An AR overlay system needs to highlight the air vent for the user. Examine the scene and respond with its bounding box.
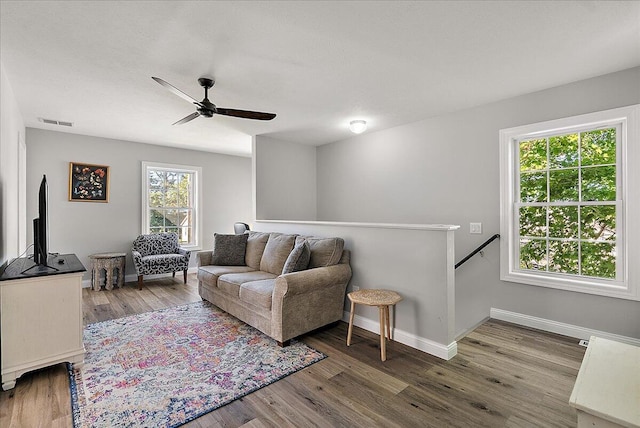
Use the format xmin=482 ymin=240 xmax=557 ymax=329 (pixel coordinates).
xmin=38 ymin=118 xmax=73 ymax=127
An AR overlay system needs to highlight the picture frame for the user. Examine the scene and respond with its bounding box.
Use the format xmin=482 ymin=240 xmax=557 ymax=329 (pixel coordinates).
xmin=69 ymin=162 xmax=110 ymax=202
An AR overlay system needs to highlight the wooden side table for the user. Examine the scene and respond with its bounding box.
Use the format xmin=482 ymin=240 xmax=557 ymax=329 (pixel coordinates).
xmin=347 ymin=289 xmax=403 ymax=361
xmin=89 ymin=252 xmax=126 ymax=291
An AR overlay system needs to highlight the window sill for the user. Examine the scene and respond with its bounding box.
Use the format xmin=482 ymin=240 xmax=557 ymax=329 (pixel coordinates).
xmin=500 ymin=270 xmax=638 ymax=301
xmin=181 ymin=245 xmax=202 ymax=252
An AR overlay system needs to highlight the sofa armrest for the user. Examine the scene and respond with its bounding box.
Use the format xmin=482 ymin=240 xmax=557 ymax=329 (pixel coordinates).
xmin=196 ymin=250 xmax=213 ymax=267
xmin=271 ymin=263 xmax=352 ymax=342
xmin=132 ymin=249 xmax=142 ymax=265
xmin=131 ymin=250 xmax=143 ymax=275
xmin=177 ymin=247 xmax=191 ymax=260
xmin=275 ymin=264 xmax=352 ymax=297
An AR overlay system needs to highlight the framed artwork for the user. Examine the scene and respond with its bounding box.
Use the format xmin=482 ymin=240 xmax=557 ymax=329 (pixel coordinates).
xmin=69 ymin=162 xmax=110 ymax=202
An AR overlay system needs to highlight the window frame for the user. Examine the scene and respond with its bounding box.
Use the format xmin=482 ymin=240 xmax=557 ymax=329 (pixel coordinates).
xmin=141 ymin=161 xmax=202 ymax=250
xmin=499 ymin=105 xmax=639 ymax=301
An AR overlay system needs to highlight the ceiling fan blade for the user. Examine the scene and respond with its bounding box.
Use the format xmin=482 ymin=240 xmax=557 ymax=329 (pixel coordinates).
xmin=216 ymin=108 xmax=276 ymax=121
xmin=172 ymin=112 xmax=200 ymax=125
xmin=152 ymin=77 xmax=200 ymax=105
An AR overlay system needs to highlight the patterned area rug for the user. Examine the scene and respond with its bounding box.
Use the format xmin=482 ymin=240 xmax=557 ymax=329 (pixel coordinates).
xmin=69 ymin=301 xmax=326 ymax=427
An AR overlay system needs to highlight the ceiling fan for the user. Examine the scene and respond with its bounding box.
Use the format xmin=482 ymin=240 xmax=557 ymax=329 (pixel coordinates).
xmin=152 ymin=77 xmax=276 ymax=125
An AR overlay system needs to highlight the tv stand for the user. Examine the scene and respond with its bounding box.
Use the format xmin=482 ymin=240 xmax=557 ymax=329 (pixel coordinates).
xmin=20 ymin=260 xmax=59 ymax=275
xmin=0 ymin=254 xmax=86 ymax=390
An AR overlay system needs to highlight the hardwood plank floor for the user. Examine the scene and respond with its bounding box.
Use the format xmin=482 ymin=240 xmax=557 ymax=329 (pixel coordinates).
xmin=0 ymin=274 xmax=586 ymax=427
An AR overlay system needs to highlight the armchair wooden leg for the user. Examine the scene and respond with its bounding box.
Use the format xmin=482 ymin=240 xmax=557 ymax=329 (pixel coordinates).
xmin=183 ymin=270 xmax=188 ymax=284
xmin=172 ymin=271 xmax=176 ymax=278
xmin=277 ymin=340 xmax=291 ymax=347
xmin=137 ymin=275 xmax=143 ymax=290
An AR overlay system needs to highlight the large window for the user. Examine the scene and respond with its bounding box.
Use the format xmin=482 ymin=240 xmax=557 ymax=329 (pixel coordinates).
xmin=518 ymin=127 xmax=619 ymax=278
xmin=500 ymin=105 xmax=639 ymax=300
xmin=142 ymin=162 xmax=201 ymax=248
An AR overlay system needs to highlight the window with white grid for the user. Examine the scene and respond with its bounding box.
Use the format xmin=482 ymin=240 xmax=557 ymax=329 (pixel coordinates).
xmin=499 ymin=105 xmax=639 ymax=300
xmin=142 ymin=161 xmax=201 ymax=248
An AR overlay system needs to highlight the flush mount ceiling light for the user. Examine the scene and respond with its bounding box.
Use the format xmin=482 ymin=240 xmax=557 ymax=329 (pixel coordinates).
xmin=349 ymin=120 xmax=367 ymax=134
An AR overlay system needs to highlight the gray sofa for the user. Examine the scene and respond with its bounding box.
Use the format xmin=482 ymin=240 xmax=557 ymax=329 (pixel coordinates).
xmin=197 ymin=231 xmax=352 ymax=345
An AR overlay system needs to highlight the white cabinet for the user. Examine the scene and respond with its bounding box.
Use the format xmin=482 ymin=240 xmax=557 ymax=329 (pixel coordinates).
xmin=569 ymin=336 xmax=640 ymax=428
xmin=1 ymin=268 xmax=85 ymax=390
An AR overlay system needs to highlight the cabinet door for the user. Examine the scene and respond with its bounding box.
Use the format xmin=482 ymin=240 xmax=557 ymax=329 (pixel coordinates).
xmin=1 ymin=273 xmax=83 ymax=369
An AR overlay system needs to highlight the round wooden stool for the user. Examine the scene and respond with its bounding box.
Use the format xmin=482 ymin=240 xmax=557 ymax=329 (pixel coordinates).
xmin=346 ymin=289 xmax=402 ymax=361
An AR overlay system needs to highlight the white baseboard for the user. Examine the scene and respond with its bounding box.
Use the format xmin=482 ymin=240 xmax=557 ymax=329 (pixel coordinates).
xmin=490 ymin=308 xmax=640 ymax=347
xmin=82 ymin=267 xmax=198 ymax=289
xmin=342 ymin=311 xmax=457 ymax=360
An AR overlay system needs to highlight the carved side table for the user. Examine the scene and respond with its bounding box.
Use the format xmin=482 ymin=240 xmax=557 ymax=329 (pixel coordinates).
xmin=89 ymin=252 xmax=126 ymax=291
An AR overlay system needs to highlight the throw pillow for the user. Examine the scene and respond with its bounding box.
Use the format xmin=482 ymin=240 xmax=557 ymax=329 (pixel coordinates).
xmin=211 ymin=233 xmax=248 ymax=266
xmin=295 ymin=236 xmax=345 ymax=268
xmin=245 ymin=231 xmax=270 ymax=270
xmin=260 ymin=233 xmax=296 ymax=275
xmin=282 ymin=241 xmax=311 ymax=274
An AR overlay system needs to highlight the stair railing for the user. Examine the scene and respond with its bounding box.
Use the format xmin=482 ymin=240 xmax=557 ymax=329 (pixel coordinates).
xmin=455 ymin=233 xmax=500 ymax=269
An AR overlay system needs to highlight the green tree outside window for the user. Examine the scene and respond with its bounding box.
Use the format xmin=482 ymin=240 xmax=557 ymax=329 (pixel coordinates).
xmin=518 ymin=128 xmax=617 ymax=279
xmin=147 ymin=169 xmax=194 ymax=244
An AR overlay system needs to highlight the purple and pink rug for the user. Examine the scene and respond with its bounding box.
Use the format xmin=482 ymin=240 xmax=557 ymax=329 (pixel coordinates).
xmin=68 ymin=301 xmax=326 ymax=427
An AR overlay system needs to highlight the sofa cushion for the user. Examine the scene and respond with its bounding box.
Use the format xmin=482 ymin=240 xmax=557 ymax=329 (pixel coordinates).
xmin=133 ymin=232 xmax=179 ymax=257
xmin=239 ymin=279 xmax=276 ymax=309
xmin=197 ymin=265 xmax=256 ymax=285
xmin=217 ymin=271 xmax=278 ymax=297
xmin=135 ymin=253 xmax=189 ymax=276
xmin=211 ymin=233 xmax=248 ymax=266
xmin=260 ymin=233 xmax=296 ymax=275
xmin=282 ymin=241 xmax=310 ymax=274
xmin=295 ymin=236 xmax=345 ymax=268
xmin=245 ymin=231 xmax=270 ymax=270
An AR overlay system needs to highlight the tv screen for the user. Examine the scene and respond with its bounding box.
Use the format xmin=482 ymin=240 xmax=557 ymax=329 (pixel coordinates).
xmin=33 ymin=174 xmax=48 ymax=265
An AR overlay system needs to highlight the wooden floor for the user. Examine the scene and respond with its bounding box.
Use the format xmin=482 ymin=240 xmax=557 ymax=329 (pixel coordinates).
xmin=0 ymin=274 xmax=586 ymax=427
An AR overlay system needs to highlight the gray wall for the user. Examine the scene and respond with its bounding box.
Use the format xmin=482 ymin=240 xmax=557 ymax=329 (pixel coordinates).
xmin=0 ymin=62 xmax=26 ymax=265
xmin=253 ymin=135 xmax=459 ymax=352
xmin=255 ymin=136 xmax=317 ymax=221
xmin=26 ymin=129 xmax=252 ymax=281
xmin=316 ymin=67 xmax=640 ymax=338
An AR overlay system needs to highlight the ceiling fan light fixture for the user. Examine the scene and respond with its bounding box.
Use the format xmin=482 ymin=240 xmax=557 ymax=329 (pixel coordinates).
xmin=349 ymin=120 xmax=367 ymax=134
xmin=152 ymin=76 xmax=276 ymax=124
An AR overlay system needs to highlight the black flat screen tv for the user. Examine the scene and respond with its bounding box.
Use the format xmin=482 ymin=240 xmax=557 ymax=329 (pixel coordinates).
xmin=33 ymin=174 xmax=48 ymax=265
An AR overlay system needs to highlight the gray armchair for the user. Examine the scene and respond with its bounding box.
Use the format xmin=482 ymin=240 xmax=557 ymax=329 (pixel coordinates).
xmin=132 ymin=232 xmax=191 ymax=289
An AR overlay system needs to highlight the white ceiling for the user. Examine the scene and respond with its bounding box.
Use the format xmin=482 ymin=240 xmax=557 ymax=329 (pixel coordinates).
xmin=1 ymin=1 xmax=639 ymax=157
